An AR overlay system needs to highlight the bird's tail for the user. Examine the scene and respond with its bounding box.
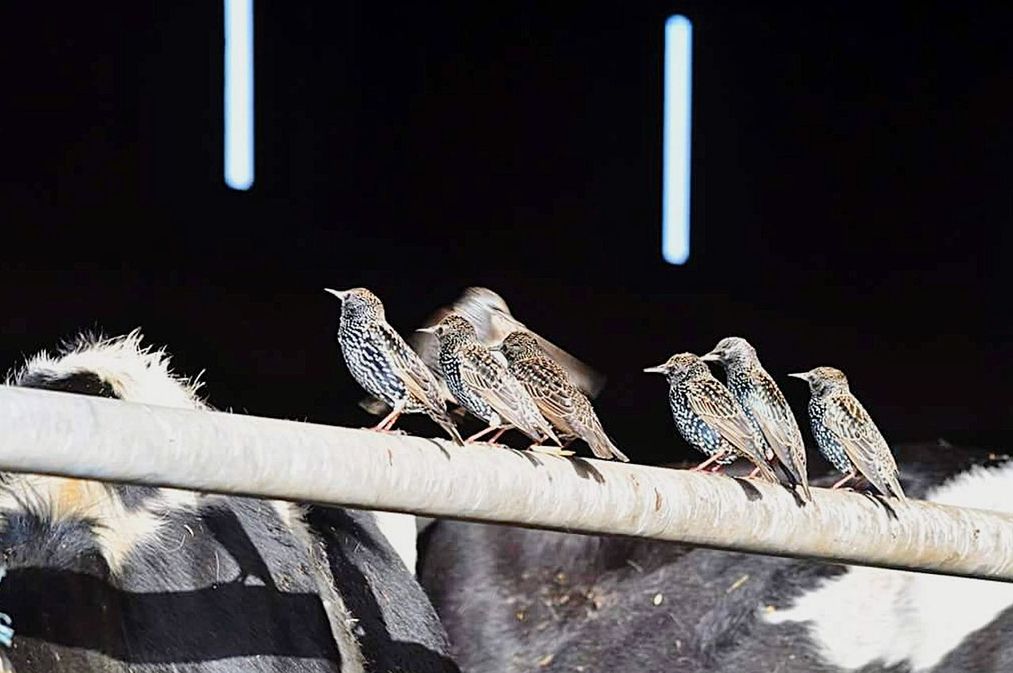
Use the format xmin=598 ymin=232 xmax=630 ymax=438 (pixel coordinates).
xmin=517 ymin=415 xmax=561 ymax=446
xmin=430 ymin=409 xmax=464 ymax=446
xmin=882 ymin=470 xmax=907 ymax=501
xmin=775 ymin=454 xmax=812 ymax=502
xmin=586 ymin=430 xmax=630 ymax=462
xmin=796 ymin=475 xmax=813 ymax=502
xmin=578 ymin=413 xmax=629 ymax=462
xmin=750 ymin=456 xmax=781 ymax=484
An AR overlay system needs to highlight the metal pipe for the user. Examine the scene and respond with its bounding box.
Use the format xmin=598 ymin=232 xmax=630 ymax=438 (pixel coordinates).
xmin=1 ymin=385 xmax=1011 ymax=581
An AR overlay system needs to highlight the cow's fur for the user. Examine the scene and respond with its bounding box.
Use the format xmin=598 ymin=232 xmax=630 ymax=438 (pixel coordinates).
xmin=420 ymin=444 xmax=1011 ymax=673
xmin=1 ymin=331 xmax=458 ymax=672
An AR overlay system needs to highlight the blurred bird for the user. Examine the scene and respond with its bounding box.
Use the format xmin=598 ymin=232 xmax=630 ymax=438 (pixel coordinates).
xmin=644 ymin=353 xmax=778 ymax=482
xmin=361 ymin=287 xmax=606 ymax=415
xmin=418 ymin=314 xmax=564 ymax=452
xmin=493 ymin=331 xmax=629 ymax=462
xmin=325 ymin=288 xmax=463 ymax=445
xmin=702 ymin=337 xmax=812 ymax=501
xmin=789 ymin=367 xmax=906 ymax=500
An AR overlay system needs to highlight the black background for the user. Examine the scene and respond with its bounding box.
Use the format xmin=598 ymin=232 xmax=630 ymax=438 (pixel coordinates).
xmin=1 ymin=1 xmax=1010 ymax=468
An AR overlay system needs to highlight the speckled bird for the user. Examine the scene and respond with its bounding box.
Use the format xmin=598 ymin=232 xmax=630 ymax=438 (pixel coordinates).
xmin=644 ymin=353 xmax=778 ymax=482
xmin=790 ymin=366 xmax=906 ymax=500
xmin=494 ymin=331 xmax=629 ymax=462
xmin=361 ymin=287 xmax=605 ymax=417
xmin=702 ymin=337 xmax=812 ymax=501
xmin=418 ymin=314 xmax=562 ymax=448
xmin=325 ymin=288 xmax=463 ymax=445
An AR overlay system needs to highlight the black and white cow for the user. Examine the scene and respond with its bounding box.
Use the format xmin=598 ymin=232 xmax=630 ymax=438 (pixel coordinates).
xmin=1 ymin=331 xmax=459 ymax=672
xmin=420 ymin=443 xmax=1013 ymax=673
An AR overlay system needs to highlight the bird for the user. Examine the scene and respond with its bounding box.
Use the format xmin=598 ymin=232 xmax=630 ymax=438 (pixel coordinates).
xmin=361 ymin=287 xmax=606 ymax=415
xmin=417 ymin=314 xmax=565 ymax=452
xmin=644 ymin=353 xmax=778 ymax=482
xmin=790 ymin=367 xmax=906 ymax=500
xmin=325 ymin=288 xmax=463 ymax=445
xmin=493 ymin=330 xmax=629 ymax=462
xmin=702 ymin=337 xmax=812 ymax=501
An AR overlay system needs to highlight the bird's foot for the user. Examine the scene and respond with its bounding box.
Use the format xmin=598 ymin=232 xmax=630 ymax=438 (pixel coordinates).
xmin=363 ymin=427 xmax=407 ymax=436
xmin=528 ymin=445 xmax=575 ymax=457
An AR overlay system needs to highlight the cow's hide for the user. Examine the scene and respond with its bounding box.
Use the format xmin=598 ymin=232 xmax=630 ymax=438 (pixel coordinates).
xmin=1 ymin=330 xmax=458 ymax=672
xmin=420 ymin=442 xmax=1010 ymax=673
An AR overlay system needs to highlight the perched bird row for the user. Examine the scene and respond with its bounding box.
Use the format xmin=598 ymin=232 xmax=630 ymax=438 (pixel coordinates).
xmin=645 ymin=337 xmax=906 ymax=502
xmin=327 ymin=288 xmax=628 ymax=461
xmin=326 ymin=287 xmax=905 ymax=502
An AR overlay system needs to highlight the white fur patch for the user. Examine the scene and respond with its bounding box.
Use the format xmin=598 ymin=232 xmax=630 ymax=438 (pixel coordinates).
xmin=371 ymin=510 xmax=419 ymax=573
xmin=1 ymin=331 xmax=205 ymax=572
xmin=277 ymin=501 xmax=367 ymax=673
xmin=0 ymin=475 xmax=199 ymax=573
xmin=766 ymin=461 xmax=1013 ymax=671
xmin=11 ymin=329 xmax=206 ymax=410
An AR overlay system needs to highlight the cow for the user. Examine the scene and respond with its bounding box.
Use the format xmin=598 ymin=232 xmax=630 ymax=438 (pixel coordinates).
xmin=419 ymin=443 xmax=1013 ymax=672
xmin=0 ymin=330 xmax=459 ymax=672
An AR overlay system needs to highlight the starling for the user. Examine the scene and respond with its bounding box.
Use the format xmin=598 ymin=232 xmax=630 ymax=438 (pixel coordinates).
xmin=325 ymin=288 xmax=463 ymax=445
xmin=789 ymin=367 xmax=906 ymax=500
xmin=644 ymin=353 xmax=778 ymax=482
xmin=702 ymin=337 xmax=812 ymax=501
xmin=493 ymin=331 xmax=629 ymax=462
xmin=418 ymin=314 xmax=563 ymax=450
xmin=362 ymin=287 xmax=607 ymax=416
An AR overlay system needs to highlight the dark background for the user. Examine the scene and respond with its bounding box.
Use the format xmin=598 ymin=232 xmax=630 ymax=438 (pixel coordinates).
xmin=1 ymin=1 xmax=1010 ymax=468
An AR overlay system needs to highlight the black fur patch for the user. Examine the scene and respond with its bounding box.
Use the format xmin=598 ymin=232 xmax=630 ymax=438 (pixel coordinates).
xmin=17 ymin=370 xmax=118 ymax=399
xmin=420 ymin=443 xmax=1007 ymax=673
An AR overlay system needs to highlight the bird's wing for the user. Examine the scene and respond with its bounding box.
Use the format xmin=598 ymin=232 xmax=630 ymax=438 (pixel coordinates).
xmin=824 ymin=393 xmax=903 ymax=496
xmin=686 ymin=378 xmax=759 ymax=456
xmin=369 ymin=322 xmax=444 ymax=410
xmin=510 ymin=357 xmax=576 ymax=432
xmin=407 ymin=306 xmax=455 ymax=375
xmin=746 ymin=372 xmax=806 ymax=461
xmin=458 ymin=345 xmax=542 ymax=433
xmin=406 ymin=287 xmax=606 ymax=399
xmin=530 ymin=333 xmax=607 ymax=398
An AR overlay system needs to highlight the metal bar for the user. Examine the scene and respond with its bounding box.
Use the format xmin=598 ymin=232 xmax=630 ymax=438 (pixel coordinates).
xmin=1 ymin=385 xmax=1011 ymax=581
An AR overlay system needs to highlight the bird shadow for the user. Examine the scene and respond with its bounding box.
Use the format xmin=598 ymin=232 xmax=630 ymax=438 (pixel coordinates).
xmin=511 ymin=449 xmax=545 ymax=468
xmin=786 ymin=485 xmax=809 ymax=508
xmin=569 ymin=458 xmax=605 ymax=484
xmin=730 ymin=477 xmax=763 ymax=501
xmin=419 ymin=437 xmax=453 ymax=459
xmin=863 ymin=492 xmax=900 ymax=520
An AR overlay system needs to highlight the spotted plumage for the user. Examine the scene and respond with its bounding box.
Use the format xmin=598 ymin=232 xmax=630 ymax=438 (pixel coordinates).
xmin=790 ymin=366 xmax=906 ymax=500
xmin=645 ymin=353 xmax=778 ymax=482
xmin=420 ymin=315 xmax=559 ymax=445
xmin=703 ymin=337 xmax=811 ymax=501
xmin=362 ymin=287 xmax=608 ymax=417
xmin=495 ymin=331 xmax=628 ymax=461
xmin=326 ymin=288 xmax=463 ymax=445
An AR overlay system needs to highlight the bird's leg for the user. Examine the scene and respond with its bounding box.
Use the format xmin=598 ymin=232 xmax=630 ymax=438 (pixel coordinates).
xmin=466 ymin=425 xmax=500 ymax=443
xmin=692 ymin=451 xmax=727 ymax=472
xmin=748 ymin=466 xmax=761 ymax=478
xmin=370 ymin=400 xmax=407 ymax=434
xmin=373 ymin=409 xmax=401 ymax=431
xmin=487 ymin=426 xmax=512 ymax=444
xmin=831 ymin=471 xmax=856 ymax=489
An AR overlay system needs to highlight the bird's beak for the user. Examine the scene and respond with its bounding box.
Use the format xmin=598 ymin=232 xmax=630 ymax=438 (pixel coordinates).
xmin=643 ymin=364 xmax=668 ymax=374
xmin=416 ymin=326 xmax=438 ymax=334
xmin=700 ymin=351 xmax=721 ymax=362
xmin=788 ymin=372 xmax=809 ymax=382
xmin=324 ymin=288 xmax=349 ymax=301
